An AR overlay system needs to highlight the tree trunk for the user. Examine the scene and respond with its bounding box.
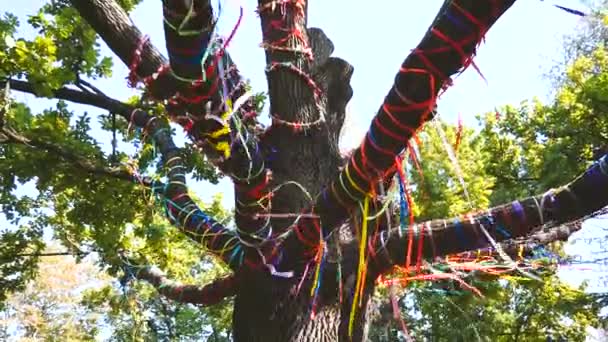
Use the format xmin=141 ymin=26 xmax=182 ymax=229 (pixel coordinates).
xmin=233 ymin=276 xmax=342 ymax=341
xmin=227 ymin=1 xmax=363 ymax=340
xmin=233 ymin=267 xmax=375 ymax=341
xmin=230 ymin=30 xmax=364 ymax=342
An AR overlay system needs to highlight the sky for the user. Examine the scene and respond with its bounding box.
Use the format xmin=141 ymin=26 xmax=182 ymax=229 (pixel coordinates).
xmin=6 ymin=0 xmax=608 ymax=291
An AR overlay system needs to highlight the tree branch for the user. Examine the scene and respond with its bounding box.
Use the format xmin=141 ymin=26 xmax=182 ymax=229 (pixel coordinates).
xmin=451 ymin=221 xmax=583 ymax=262
xmin=161 ymin=0 xmax=272 ymax=245
xmin=69 ymin=0 xmax=270 ymax=245
xmin=69 ymin=0 xmax=179 ymax=99
xmin=0 ymin=126 xmax=158 ymax=189
xmin=3 ymin=76 xmax=243 ymax=269
xmin=161 ymin=0 xmax=215 ymax=84
xmin=319 ymin=0 xmax=516 ymax=234
xmin=369 ymin=153 xmax=608 ymax=274
xmin=498 ymin=222 xmax=583 ymax=258
xmin=254 ymin=2 xmax=349 ymax=250
xmin=119 ymin=108 xmax=242 ymax=268
xmin=257 ymin=0 xmax=317 ymax=126
xmin=4 ymin=251 xmax=89 ymax=258
xmin=3 ymin=79 xmax=132 ymax=114
xmin=160 ymin=0 xmax=259 ymax=160
xmin=495 ymin=174 xmax=539 ymax=183
xmin=133 ymin=265 xmax=237 ymax=306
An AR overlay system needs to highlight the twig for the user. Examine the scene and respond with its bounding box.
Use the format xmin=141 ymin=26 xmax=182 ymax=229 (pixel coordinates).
xmin=0 ymin=126 xmax=159 ymax=190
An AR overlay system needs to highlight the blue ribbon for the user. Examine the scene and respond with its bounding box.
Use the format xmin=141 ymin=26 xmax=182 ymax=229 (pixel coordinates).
xmin=228 ymin=245 xmax=242 ymax=267
xmin=453 ymin=218 xmax=469 ymax=250
xmin=396 ymin=171 xmax=408 ymax=236
xmin=445 ymin=11 xmax=470 ymax=32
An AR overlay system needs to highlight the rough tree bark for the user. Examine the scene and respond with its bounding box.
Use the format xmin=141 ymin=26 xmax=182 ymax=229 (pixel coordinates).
xmin=4 ymin=0 xmax=607 ymax=341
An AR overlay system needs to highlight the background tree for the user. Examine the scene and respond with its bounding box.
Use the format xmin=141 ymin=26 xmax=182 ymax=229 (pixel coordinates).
xmin=0 ymin=243 xmax=110 ymax=341
xmin=2 ymin=1 xmax=608 ymax=341
xmin=552 ymin=0 xmax=608 ymax=86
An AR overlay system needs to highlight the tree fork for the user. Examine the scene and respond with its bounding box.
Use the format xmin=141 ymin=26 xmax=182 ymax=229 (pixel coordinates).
xmin=276 ymin=0 xmax=518 ymax=285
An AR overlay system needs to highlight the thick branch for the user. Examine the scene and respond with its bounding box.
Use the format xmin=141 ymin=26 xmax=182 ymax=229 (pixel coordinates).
xmin=127 ymin=109 xmax=241 ymax=268
xmin=255 ymin=0 xmax=321 ymax=240
xmin=370 ymin=154 xmax=608 ymax=274
xmin=161 ymin=0 xmax=215 ymax=83
xmin=161 ymin=0 xmax=271 ymax=245
xmin=255 ymin=2 xmax=349 ymax=250
xmin=257 ymin=0 xmax=317 ymax=126
xmin=160 ymin=0 xmax=259 ymax=161
xmin=69 ymin=0 xmax=181 ymax=99
xmin=134 ymin=266 xmax=237 ymax=305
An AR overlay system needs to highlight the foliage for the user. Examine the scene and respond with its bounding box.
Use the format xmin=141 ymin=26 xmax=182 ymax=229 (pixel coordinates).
xmin=409 ymin=120 xmax=495 ymax=220
xmin=0 ymin=244 xmax=110 ymax=341
xmin=479 ymin=46 xmax=608 ymax=203
xmin=552 ymin=0 xmax=608 ymax=85
xmin=81 ymin=252 xmax=233 ymax=341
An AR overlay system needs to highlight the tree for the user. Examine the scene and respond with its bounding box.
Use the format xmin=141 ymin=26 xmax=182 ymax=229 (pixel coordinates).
xmin=552 ymin=0 xmax=608 ymax=86
xmin=1 ymin=197 xmax=234 ymax=341
xmin=2 ymin=1 xmax=608 ymax=341
xmin=0 ymin=244 xmax=110 ymax=341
